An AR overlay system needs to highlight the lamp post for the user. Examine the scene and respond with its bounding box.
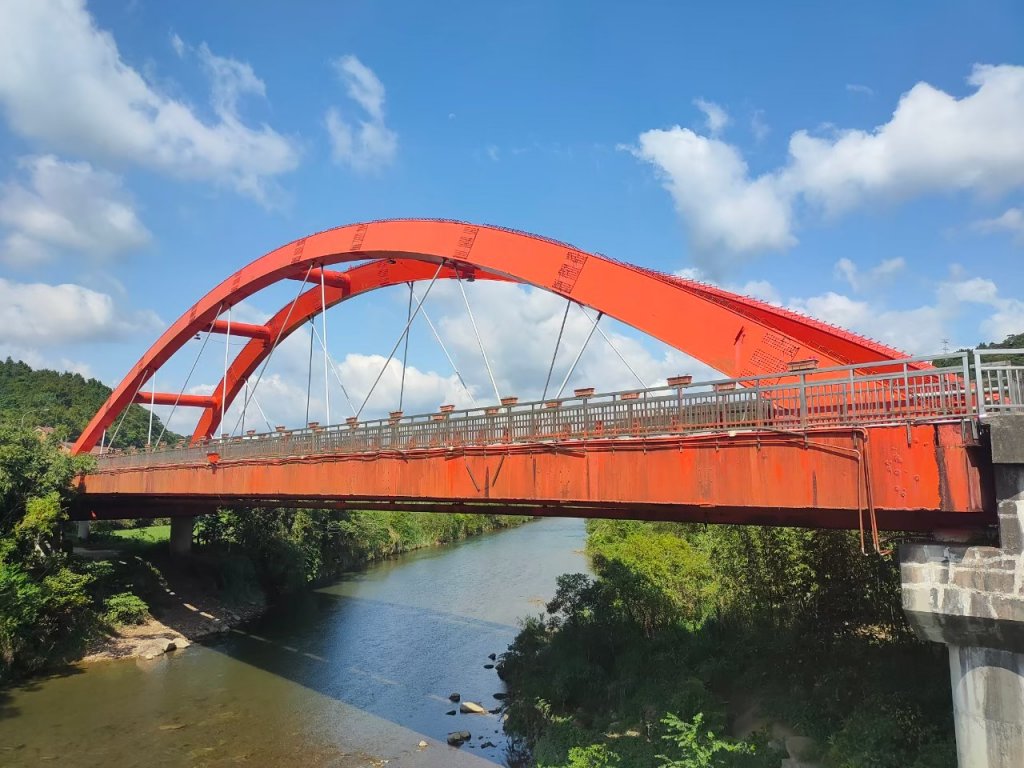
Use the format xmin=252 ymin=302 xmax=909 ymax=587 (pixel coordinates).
xmin=19 ymin=407 xmax=50 ymax=430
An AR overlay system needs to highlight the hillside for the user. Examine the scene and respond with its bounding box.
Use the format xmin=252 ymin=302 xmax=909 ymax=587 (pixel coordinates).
xmin=0 ymin=358 xmax=180 ymax=449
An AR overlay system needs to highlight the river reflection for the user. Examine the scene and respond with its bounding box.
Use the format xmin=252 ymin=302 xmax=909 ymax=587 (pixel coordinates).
xmin=0 ymin=517 xmax=589 ymax=767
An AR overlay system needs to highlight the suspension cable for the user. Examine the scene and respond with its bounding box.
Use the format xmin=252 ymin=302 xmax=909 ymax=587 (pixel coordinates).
xmin=320 ymin=266 xmax=330 ymax=426
xmin=456 ymin=272 xmax=501 ymax=404
xmin=106 ymin=376 xmax=146 ymax=451
xmin=305 ymin=318 xmax=314 ymax=426
xmin=577 ymin=306 xmax=649 ymax=390
xmin=555 ymin=311 xmax=604 ymax=399
xmin=542 ymin=299 xmax=572 ymax=402
xmin=154 ymin=310 xmax=220 ymax=448
xmin=410 ymin=287 xmax=476 ymax=405
xmin=230 ymin=264 xmax=314 ymax=436
xmin=356 ymin=262 xmax=445 ymax=420
xmin=221 ymin=306 xmax=231 ymax=436
xmin=147 ymin=375 xmax=156 ymax=446
xmin=399 ymin=282 xmax=413 ymax=411
xmin=247 ymin=384 xmax=274 ymax=432
xmin=310 ymin=322 xmax=358 ymax=416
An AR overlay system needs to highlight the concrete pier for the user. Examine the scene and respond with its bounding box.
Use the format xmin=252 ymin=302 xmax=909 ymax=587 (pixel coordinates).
xmin=901 ymin=415 xmax=1024 ymax=768
xmin=169 ymin=515 xmax=194 ymax=556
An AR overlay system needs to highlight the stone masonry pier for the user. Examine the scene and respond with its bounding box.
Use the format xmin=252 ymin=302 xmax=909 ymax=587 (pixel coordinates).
xmin=902 ymin=416 xmax=1024 ymax=768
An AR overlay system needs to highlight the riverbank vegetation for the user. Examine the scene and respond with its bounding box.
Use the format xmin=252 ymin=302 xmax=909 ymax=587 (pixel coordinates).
xmin=499 ymin=520 xmax=956 ymax=768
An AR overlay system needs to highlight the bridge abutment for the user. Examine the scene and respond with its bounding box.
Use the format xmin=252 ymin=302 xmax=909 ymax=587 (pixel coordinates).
xmin=901 ymin=415 xmax=1024 ymax=768
xmin=169 ymin=515 xmax=194 ymax=556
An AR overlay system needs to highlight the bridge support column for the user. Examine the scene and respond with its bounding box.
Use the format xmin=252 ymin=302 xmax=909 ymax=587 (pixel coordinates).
xmin=169 ymin=515 xmax=194 ymax=557
xmin=76 ymin=520 xmax=90 ymax=541
xmin=901 ymin=415 xmax=1024 ymax=768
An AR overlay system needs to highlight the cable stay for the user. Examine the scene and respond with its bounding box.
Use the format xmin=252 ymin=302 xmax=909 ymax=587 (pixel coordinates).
xmin=153 ymin=311 xmax=220 ymax=448
xmin=399 ymin=282 xmax=413 ymax=411
xmin=310 ymin=322 xmax=358 ymax=416
xmin=355 ymin=262 xmax=445 ymax=420
xmin=456 ymin=271 xmax=501 ymax=404
xmin=409 ymin=287 xmax=476 ymax=405
xmin=305 ymin=318 xmax=315 ymax=427
xmin=542 ymin=299 xmax=572 ymax=402
xmin=576 ymin=305 xmax=650 ymax=390
xmin=554 ymin=311 xmax=604 ymax=399
xmin=230 ymin=264 xmax=314 ymax=436
xmin=320 ymin=267 xmax=331 ymax=427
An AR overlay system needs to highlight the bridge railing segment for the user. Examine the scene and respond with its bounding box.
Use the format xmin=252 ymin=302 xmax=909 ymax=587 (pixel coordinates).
xmin=92 ymin=351 xmax=1024 ymax=471
xmin=974 ymin=348 xmax=1024 ymax=417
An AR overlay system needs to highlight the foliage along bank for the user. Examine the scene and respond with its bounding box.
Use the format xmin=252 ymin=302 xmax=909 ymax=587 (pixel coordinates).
xmin=499 ymin=520 xmax=956 ymax=768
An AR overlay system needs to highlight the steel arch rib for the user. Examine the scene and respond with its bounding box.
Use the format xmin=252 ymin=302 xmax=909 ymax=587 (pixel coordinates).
xmin=72 ymin=219 xmax=918 ymax=455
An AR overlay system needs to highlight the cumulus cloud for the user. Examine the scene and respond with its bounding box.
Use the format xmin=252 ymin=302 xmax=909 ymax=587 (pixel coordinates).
xmin=694 ymin=98 xmax=730 ymax=135
xmin=0 ymin=277 xmax=161 ymax=345
xmin=0 ymin=0 xmax=299 ymax=202
xmin=626 ymin=64 xmax=1024 ymax=267
xmin=325 ymin=55 xmax=398 ymax=172
xmin=626 ymin=127 xmax=796 ymax=265
xmin=0 ymin=155 xmax=150 ymax=266
xmin=833 ymin=257 xmax=906 ymax=291
xmin=974 ymin=207 xmax=1024 ymax=244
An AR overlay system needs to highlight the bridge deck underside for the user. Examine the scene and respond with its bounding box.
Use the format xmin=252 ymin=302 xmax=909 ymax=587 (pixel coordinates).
xmin=78 ymin=423 xmax=993 ymax=532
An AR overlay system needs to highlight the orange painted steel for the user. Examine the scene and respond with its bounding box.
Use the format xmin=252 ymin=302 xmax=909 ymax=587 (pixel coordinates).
xmin=76 ymin=423 xmax=992 ymax=531
xmin=71 ymin=220 xmax=921 ymax=456
xmin=131 ymin=392 xmax=216 ymax=408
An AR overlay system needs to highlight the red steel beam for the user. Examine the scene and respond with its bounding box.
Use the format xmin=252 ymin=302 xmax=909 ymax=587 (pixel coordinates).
xmin=132 ymin=392 xmax=216 ymax=408
xmin=209 ymin=320 xmax=272 ymax=340
xmin=77 ymin=424 xmax=994 ymax=532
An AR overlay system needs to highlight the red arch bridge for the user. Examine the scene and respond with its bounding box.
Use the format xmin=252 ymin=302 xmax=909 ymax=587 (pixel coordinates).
xmin=70 ymin=219 xmax=1024 ymax=546
xmin=67 ymin=219 xmax=1024 ymax=768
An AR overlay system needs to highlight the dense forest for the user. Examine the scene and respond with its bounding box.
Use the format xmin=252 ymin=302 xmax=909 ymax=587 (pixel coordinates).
xmin=0 ymin=358 xmax=178 ymax=448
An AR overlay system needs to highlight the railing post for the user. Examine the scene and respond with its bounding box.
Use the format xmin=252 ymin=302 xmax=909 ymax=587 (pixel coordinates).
xmin=799 ymin=373 xmax=808 ymax=430
xmin=974 ymin=349 xmax=986 ymax=418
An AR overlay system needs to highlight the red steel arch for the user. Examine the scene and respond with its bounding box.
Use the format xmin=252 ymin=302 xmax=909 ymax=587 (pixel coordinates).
xmin=72 ymin=219 xmax=918 ymax=455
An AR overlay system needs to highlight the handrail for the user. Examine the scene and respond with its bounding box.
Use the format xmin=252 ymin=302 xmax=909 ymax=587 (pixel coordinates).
xmin=90 ymin=349 xmax=1024 ymax=471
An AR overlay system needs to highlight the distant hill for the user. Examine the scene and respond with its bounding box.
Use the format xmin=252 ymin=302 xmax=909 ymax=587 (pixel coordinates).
xmin=0 ymin=358 xmax=181 ymax=449
xmin=934 ymin=331 xmax=1024 ymax=369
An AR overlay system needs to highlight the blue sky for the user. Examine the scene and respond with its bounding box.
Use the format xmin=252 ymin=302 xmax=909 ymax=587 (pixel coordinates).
xmin=1 ymin=0 xmax=1023 ymax=435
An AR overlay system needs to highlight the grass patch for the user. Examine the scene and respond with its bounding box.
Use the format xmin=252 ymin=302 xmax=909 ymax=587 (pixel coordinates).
xmin=105 ymin=525 xmax=170 ymax=543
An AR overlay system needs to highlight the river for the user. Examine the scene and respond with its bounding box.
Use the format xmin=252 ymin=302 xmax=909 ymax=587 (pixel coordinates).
xmin=0 ymin=517 xmax=589 ymax=767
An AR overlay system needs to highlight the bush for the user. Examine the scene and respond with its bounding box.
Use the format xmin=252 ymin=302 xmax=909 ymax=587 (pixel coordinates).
xmin=103 ymin=592 xmax=148 ymax=626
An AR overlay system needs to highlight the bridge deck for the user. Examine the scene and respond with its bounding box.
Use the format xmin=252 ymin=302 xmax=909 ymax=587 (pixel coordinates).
xmin=77 ymin=355 xmax=1024 ymax=533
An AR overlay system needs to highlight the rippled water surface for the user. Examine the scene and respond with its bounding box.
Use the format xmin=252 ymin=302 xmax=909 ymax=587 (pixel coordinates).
xmin=0 ymin=517 xmax=588 ymax=767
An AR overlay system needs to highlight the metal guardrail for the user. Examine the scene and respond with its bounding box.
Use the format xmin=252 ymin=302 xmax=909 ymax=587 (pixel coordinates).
xmin=93 ymin=351 xmax=1024 ymax=471
xmin=974 ymin=348 xmax=1024 ymax=416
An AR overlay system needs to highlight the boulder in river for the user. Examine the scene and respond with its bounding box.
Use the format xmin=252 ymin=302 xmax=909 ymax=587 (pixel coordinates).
xmin=460 ymin=701 xmax=487 ymax=714
xmin=492 ymin=692 xmax=507 ymax=699
xmin=488 ymin=653 xmax=497 ymax=661
xmin=447 ymin=731 xmax=471 ymax=746
xmin=448 ymin=692 xmax=461 ymax=702
xmin=483 ymin=663 xmax=494 ymax=669
xmin=445 ymin=709 xmax=456 ymax=716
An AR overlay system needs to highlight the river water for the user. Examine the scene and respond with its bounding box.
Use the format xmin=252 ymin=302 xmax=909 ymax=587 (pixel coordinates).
xmin=0 ymin=517 xmax=588 ymax=767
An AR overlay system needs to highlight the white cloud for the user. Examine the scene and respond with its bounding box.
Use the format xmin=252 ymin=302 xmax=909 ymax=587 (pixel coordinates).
xmin=626 ymin=64 xmax=1024 ymax=265
xmin=197 ymin=43 xmax=265 ymax=117
xmin=0 ymin=277 xmax=161 ymax=346
xmin=974 ymin=207 xmax=1024 ymax=244
xmin=169 ymin=32 xmax=185 ymax=58
xmin=846 ymin=83 xmax=874 ymax=96
xmin=325 ymin=55 xmax=398 ymax=172
xmin=833 ymin=256 xmax=905 ymax=291
xmin=0 ymin=0 xmax=299 ymax=201
xmin=626 ymin=127 xmax=795 ymax=266
xmin=694 ymin=98 xmax=730 ymax=135
xmin=751 ymin=109 xmax=769 ymax=142
xmin=0 ymin=155 xmax=150 ymax=266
